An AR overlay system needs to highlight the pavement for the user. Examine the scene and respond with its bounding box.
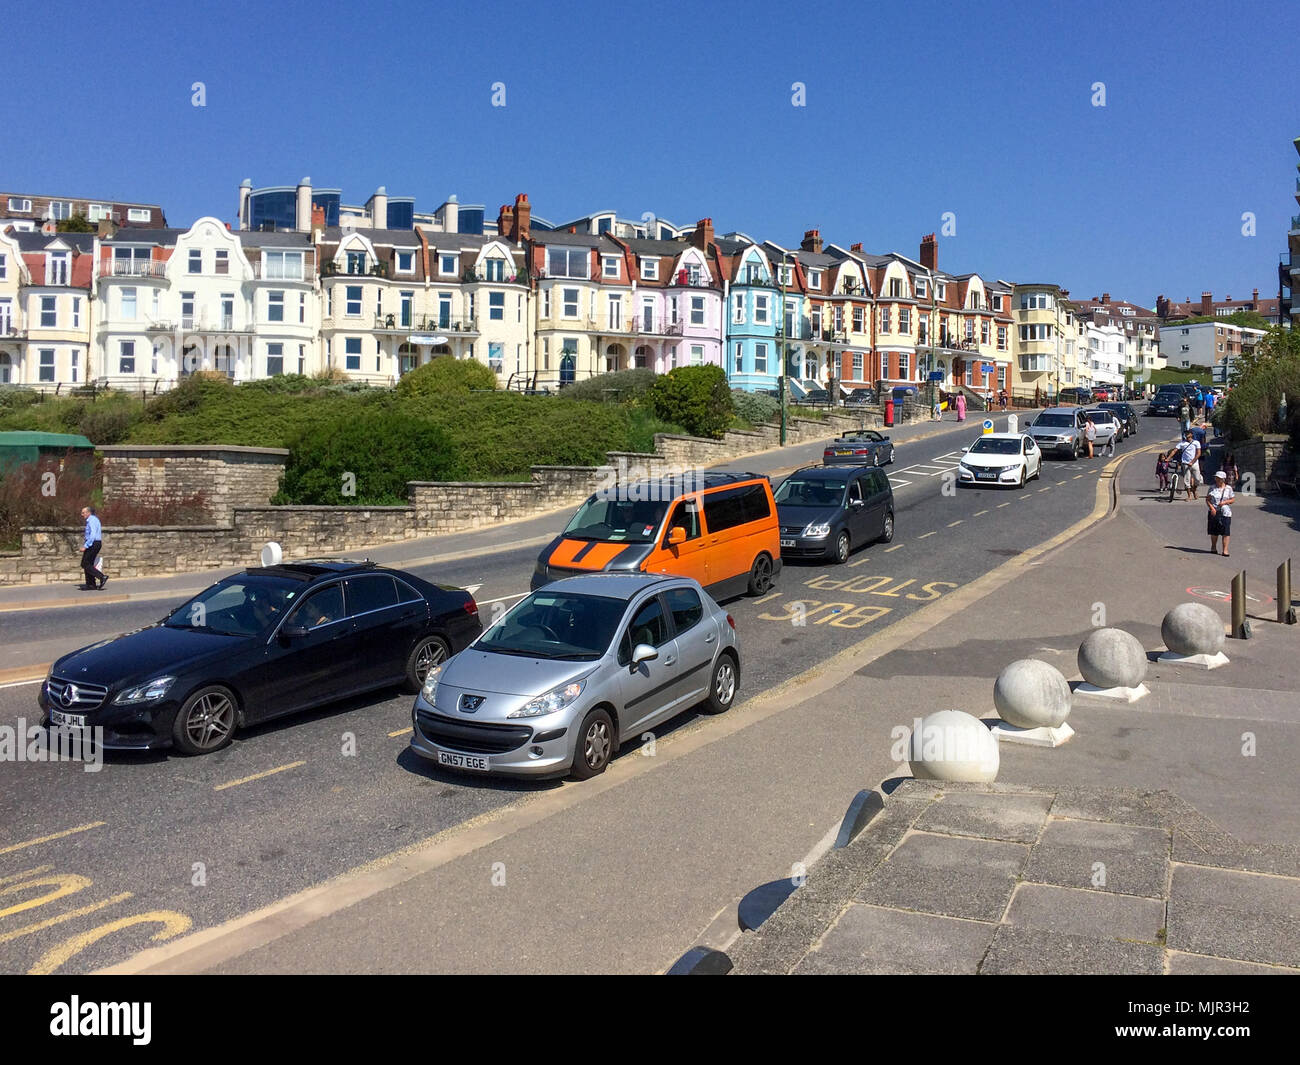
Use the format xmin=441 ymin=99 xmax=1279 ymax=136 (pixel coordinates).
xmin=0 ymin=410 xmax=1004 ymax=615
xmin=724 ymin=444 xmax=1300 ymax=975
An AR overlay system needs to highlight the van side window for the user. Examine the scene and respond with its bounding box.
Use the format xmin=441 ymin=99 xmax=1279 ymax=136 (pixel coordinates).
xmin=704 ymin=482 xmax=770 ymax=532
xmin=870 ymin=469 xmax=889 ymax=496
xmin=848 ymin=479 xmax=864 ymax=503
xmin=663 ymin=498 xmax=701 ymax=543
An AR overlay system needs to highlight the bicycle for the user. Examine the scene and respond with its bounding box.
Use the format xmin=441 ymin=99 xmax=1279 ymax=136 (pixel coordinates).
xmin=1168 ymin=461 xmax=1185 ymax=502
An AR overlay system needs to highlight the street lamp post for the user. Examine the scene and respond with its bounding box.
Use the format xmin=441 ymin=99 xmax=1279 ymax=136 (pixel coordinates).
xmin=779 ymin=254 xmax=788 ymax=446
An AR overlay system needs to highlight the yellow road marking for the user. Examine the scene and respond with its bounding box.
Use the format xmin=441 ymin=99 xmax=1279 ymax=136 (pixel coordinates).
xmin=1038 ymin=486 xmax=1052 ymax=492
xmin=974 ymin=510 xmax=989 ymax=516
xmin=1074 ymin=474 xmax=1084 ymax=480
xmin=846 ymin=556 xmax=873 ymax=566
xmin=0 ymin=822 xmax=105 ymax=857
xmin=214 ymin=761 xmax=305 ymax=792
xmin=29 ymin=910 xmax=192 ymax=976
xmin=0 ymin=874 xmax=91 ymax=918
xmin=0 ymin=865 xmax=52 ymax=886
xmin=884 ymin=544 xmax=904 ymax=553
xmin=388 ymin=728 xmax=412 ymax=738
xmin=0 ymin=892 xmax=133 ymax=945
xmin=917 ymin=531 xmax=936 ymax=539
xmin=947 ymin=520 xmax=963 ymax=528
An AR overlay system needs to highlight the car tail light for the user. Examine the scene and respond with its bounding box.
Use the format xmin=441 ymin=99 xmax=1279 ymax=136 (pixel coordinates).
xmin=464 ymin=598 xmax=478 ymax=616
xmin=855 ymin=449 xmax=867 ymax=455
xmin=726 ymin=614 xmax=735 ymax=630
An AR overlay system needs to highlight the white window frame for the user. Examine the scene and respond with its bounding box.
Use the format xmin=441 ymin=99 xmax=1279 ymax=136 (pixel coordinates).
xmin=215 ymin=249 xmax=229 ymax=275
xmin=641 ymin=258 xmax=659 ymax=281
xmin=439 ymin=254 xmax=458 ymax=277
xmin=267 ymin=290 xmax=285 ymax=322
xmin=562 ymin=288 xmax=580 ymax=319
xmin=127 ymin=207 xmax=151 ymax=222
xmin=40 ymin=295 xmax=57 ymax=327
xmin=87 ymin=204 xmax=112 ymax=222
xmin=8 ymin=197 xmax=32 ymax=212
xmin=124 ymin=289 xmax=141 ymax=322
xmin=690 ymin=296 xmax=705 ymax=326
xmin=754 ymin=342 xmax=768 ymax=374
xmin=754 ymin=294 xmax=769 ymax=325
xmin=602 ymin=255 xmax=620 ymax=279
xmin=395 ymin=251 xmax=415 ymax=275
xmin=345 ymin=286 xmax=362 ymax=317
xmin=188 ymin=249 xmax=202 ymax=274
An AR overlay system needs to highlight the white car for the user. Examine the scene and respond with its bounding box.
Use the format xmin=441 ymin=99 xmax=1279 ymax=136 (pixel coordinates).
xmin=958 ymin=433 xmax=1042 ymax=488
xmin=1082 ymin=408 xmax=1123 ymax=449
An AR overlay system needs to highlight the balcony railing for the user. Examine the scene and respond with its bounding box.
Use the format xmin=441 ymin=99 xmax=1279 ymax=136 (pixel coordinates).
xmin=102 ymin=259 xmax=168 ymax=279
xmin=252 ymin=261 xmax=312 ymax=281
xmin=734 ymin=275 xmax=773 ymax=287
xmin=365 ymin=314 xmax=478 ymax=333
xmin=461 ymin=267 xmax=529 ymax=285
xmin=322 ymin=261 xmax=388 ymax=278
xmin=0 ymin=324 xmax=25 ymax=338
xmin=666 ymin=274 xmax=715 ymax=288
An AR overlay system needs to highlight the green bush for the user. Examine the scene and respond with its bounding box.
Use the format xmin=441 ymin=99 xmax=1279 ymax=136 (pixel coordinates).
xmin=730 ymin=389 xmax=780 ymax=426
xmin=647 ymin=365 xmax=734 ymax=439
xmin=1218 ymin=328 xmax=1300 ymax=446
xmin=395 ymin=358 xmax=498 ymax=397
xmin=276 ymin=410 xmax=465 ymax=505
xmin=559 ymin=368 xmax=657 ymax=405
xmin=78 ymin=403 xmax=135 ymax=445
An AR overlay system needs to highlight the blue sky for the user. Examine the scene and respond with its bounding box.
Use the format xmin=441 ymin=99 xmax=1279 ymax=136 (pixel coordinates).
xmin=8 ymin=0 xmax=1299 ymax=308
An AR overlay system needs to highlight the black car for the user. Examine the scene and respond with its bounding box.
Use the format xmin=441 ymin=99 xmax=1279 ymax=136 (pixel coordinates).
xmin=1147 ymin=388 xmax=1185 ymax=416
xmin=1098 ymin=401 xmax=1138 ymax=438
xmin=844 ymin=389 xmax=878 ymax=406
xmin=774 ymin=465 xmax=894 ymax=564
xmin=38 ymin=560 xmax=482 ymax=755
xmin=824 ymin=429 xmax=895 ymax=466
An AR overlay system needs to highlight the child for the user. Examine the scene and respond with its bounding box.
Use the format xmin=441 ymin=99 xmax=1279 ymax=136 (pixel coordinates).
xmin=1156 ymin=450 xmax=1171 ymax=492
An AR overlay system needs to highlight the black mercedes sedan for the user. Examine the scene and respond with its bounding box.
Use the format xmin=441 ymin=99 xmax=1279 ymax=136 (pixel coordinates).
xmin=38 ymin=560 xmax=482 ymax=755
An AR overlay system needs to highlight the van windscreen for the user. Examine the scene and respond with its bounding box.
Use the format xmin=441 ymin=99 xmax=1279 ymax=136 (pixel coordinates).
xmin=562 ymin=496 xmax=671 ymax=543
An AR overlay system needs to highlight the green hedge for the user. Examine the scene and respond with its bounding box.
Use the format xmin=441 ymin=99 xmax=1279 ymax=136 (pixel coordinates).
xmin=559 ymin=368 xmax=657 ymax=404
xmin=395 ymin=358 xmax=497 ymax=397
xmin=648 ymin=365 xmax=734 ymax=439
xmin=730 ymin=389 xmax=779 ymax=426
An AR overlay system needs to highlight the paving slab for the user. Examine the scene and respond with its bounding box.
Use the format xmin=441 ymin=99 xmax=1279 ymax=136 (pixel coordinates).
xmin=1166 ymin=951 xmax=1300 ymax=975
xmin=1005 ymin=882 xmax=1165 ymax=943
xmin=1166 ymin=864 xmax=1300 ymax=969
xmin=1022 ymin=819 xmax=1170 ymax=898
xmin=795 ymin=903 xmax=995 ymax=975
xmin=914 ymin=790 xmax=1052 ymax=843
xmin=980 ymin=924 xmax=1164 ymax=975
xmin=856 ymin=832 xmax=1028 ymax=922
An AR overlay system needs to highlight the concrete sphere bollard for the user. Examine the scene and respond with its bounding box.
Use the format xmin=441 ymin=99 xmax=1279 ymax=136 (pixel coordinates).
xmin=1078 ymin=627 xmax=1148 ymax=689
xmin=1162 ymin=602 xmax=1226 ymax=656
xmin=993 ymin=659 xmax=1072 ymax=729
xmin=907 ymin=710 xmax=999 ymax=783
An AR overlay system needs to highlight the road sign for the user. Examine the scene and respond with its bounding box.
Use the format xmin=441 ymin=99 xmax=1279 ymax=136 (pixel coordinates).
xmin=928 ymin=371 xmax=944 ymax=382
xmin=981 ymin=362 xmax=994 ymax=374
xmin=982 ymin=418 xmax=994 ymax=435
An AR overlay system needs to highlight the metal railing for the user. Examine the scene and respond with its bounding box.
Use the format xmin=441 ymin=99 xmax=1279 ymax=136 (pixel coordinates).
xmin=252 ymin=261 xmax=311 ymax=280
xmin=102 ymin=259 xmax=168 ymax=278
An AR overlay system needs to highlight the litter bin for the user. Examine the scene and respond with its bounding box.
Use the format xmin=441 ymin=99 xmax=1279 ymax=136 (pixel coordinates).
xmin=884 ymin=397 xmax=895 ymax=428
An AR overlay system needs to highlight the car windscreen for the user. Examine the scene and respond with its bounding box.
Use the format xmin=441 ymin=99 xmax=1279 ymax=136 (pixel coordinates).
xmin=969 ymin=438 xmax=1020 ymax=455
xmin=1084 ymin=411 xmax=1113 ymax=423
xmin=1033 ymin=414 xmax=1074 ymax=428
xmin=164 ymin=575 xmax=303 ymax=637
xmin=476 ymin=591 xmax=627 ymax=659
xmin=774 ymin=478 xmax=845 ymax=506
xmin=562 ymin=496 xmax=671 ymax=543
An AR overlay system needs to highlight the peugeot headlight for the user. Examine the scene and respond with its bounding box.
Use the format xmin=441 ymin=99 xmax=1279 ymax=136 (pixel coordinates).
xmin=801 ymin=522 xmax=831 ymax=538
xmin=508 ymin=680 xmax=585 ymax=719
xmin=114 ymin=676 xmax=176 ymax=705
xmin=421 ymin=664 xmax=443 ymax=704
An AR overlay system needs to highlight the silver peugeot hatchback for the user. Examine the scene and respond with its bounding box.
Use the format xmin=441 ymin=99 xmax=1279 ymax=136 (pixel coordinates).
xmin=409 ymin=573 xmax=740 ymax=780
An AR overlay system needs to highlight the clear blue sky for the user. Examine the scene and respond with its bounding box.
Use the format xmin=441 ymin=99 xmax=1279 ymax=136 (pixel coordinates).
xmin=9 ymin=0 xmax=1299 ymax=308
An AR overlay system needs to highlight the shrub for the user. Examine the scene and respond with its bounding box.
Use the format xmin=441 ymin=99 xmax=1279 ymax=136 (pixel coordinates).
xmin=1219 ymin=329 xmax=1300 ymax=446
xmin=276 ymin=410 xmax=465 ymax=505
xmin=99 ymin=489 xmax=211 ymax=527
xmin=730 ymin=389 xmax=780 ymax=426
xmin=559 ymin=368 xmax=657 ymax=405
xmin=0 ymin=454 xmax=97 ymax=549
xmin=78 ymin=403 xmax=135 ymax=445
xmin=395 ymin=358 xmax=498 ymax=398
xmin=647 ymin=365 xmax=734 ymax=439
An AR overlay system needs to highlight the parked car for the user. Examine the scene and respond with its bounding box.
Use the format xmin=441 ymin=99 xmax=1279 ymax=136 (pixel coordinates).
xmin=1057 ymin=387 xmax=1091 ymax=405
xmin=957 ymin=433 xmax=1042 ymax=487
xmin=1083 ymin=408 xmax=1122 ymax=448
xmin=773 ymin=465 xmax=894 ymax=563
xmin=1147 ymin=387 xmax=1185 ymax=416
xmin=39 ymin=560 xmax=482 ymax=755
xmin=843 ymin=388 xmax=878 ymax=407
xmin=1099 ymin=401 xmax=1139 ymax=438
xmin=533 ymin=471 xmax=781 ymax=600
xmin=409 ymin=574 xmax=739 ymax=779
xmin=823 ymin=429 xmax=895 ymax=467
xmin=1091 ymin=387 xmax=1112 ymax=402
xmin=1026 ymin=407 xmax=1087 ymax=458
xmin=793 ymin=387 xmax=833 ymax=406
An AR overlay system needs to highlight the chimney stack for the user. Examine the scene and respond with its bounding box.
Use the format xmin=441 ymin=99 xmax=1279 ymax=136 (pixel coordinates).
xmin=238 ymin=178 xmax=252 ymax=231
xmin=919 ymin=233 xmax=937 ymax=270
xmin=311 ymin=204 xmax=326 ymax=243
xmin=1200 ymin=291 xmax=1213 ymax=315
xmin=1252 ymin=288 xmax=1259 ymax=303
xmin=96 ymin=216 xmax=118 ymax=239
xmin=497 ymin=203 xmax=515 ymax=238
xmin=512 ymin=193 xmax=531 ymax=242
xmin=295 ymin=177 xmax=312 ymax=232
xmin=691 ymin=218 xmax=714 ymax=250
xmin=801 ymin=228 xmax=823 ymax=253
xmin=370 ymin=186 xmax=388 ymax=228
xmin=850 ymin=242 xmax=863 ymax=253
xmin=1102 ymin=292 xmax=1110 ymax=303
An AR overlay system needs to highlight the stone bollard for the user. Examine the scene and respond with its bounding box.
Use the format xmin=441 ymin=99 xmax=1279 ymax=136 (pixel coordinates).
xmin=1076 ymin=627 xmax=1150 ymax=701
xmin=1158 ymin=602 xmax=1230 ymax=669
xmin=906 ymin=710 xmax=999 ymax=782
xmin=990 ymin=659 xmax=1075 ymax=746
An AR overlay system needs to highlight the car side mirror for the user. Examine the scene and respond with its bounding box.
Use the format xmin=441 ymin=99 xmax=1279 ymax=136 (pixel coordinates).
xmin=961 ymin=445 xmax=971 ymax=453
xmin=632 ymin=643 xmax=658 ymax=668
xmin=282 ymin=625 xmax=308 ymax=640
xmin=850 ymin=499 xmax=865 ymax=508
xmin=667 ymin=526 xmax=687 ymax=546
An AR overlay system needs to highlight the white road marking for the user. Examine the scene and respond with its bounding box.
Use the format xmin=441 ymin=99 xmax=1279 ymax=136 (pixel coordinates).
xmin=917 ymin=531 xmax=937 ymax=539
xmin=884 ymin=544 xmax=905 ymax=553
xmin=974 ymin=510 xmax=989 ymax=516
xmin=947 ymin=520 xmax=963 ymax=528
xmin=478 ymin=592 xmax=528 ymax=606
xmin=997 ymin=502 xmax=1012 ymax=508
xmin=0 ymin=679 xmax=42 ymax=690
xmin=887 ymin=478 xmax=914 ymax=489
xmin=463 ymin=584 xmax=482 ymax=596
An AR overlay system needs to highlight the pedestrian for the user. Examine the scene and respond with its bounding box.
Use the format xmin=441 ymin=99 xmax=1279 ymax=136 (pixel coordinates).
xmin=1221 ymin=451 xmax=1240 ymax=490
xmin=999 ymin=388 xmax=1008 ymax=411
xmin=79 ymin=505 xmax=106 ymax=590
xmin=1156 ymin=449 xmax=1172 ymax=492
xmin=1102 ymin=418 xmax=1116 ymax=457
xmin=1179 ymin=432 xmax=1200 ymax=501
xmin=932 ymin=395 xmax=942 ymax=421
xmin=1177 ymin=397 xmax=1191 ymax=434
xmin=955 ymin=392 xmax=966 ymax=422
xmin=1205 ymin=389 xmax=1216 ymax=419
xmin=1207 ymin=470 xmax=1234 ymax=556
xmin=1083 ymin=415 xmax=1096 ymax=458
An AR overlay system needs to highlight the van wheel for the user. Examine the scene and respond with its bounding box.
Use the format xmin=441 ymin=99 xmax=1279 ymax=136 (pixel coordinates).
xmin=879 ymin=511 xmax=894 ymax=544
xmin=570 ymin=708 xmax=615 ymax=780
xmin=746 ymin=554 xmax=774 ymax=596
xmin=833 ymin=530 xmax=851 ymax=564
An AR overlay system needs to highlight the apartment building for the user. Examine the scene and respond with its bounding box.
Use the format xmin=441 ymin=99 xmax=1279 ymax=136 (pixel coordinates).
xmin=1 ymin=192 xmax=165 ymax=232
xmin=238 ymin=178 xmax=488 ymax=236
xmin=1160 ymin=320 xmax=1266 ymax=371
xmin=1155 ymin=289 xmax=1282 ymax=325
xmin=97 ymin=219 xmax=319 ymax=388
xmin=0 ymin=229 xmax=24 ymax=383
xmin=1012 ymin=283 xmax=1089 ymax=397
xmin=0 ymin=231 xmax=96 ymax=386
xmin=1284 ymin=134 xmax=1300 ymax=329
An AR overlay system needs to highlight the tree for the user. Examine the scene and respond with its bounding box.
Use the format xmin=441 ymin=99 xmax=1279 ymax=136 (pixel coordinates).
xmin=56 ymin=213 xmax=95 ymax=233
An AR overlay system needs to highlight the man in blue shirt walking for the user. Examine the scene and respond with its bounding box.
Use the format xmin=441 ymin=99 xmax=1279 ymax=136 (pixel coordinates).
xmin=79 ymin=506 xmax=106 ymax=590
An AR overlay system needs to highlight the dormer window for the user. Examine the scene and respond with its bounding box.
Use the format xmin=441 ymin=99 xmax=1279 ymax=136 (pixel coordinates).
xmin=745 ymin=263 xmax=764 ymax=284
xmin=483 ymin=258 xmax=506 ymax=282
xmin=87 ymin=204 xmax=112 ymax=222
xmin=346 ymin=250 xmax=367 ymax=275
xmin=439 ymin=253 xmax=458 ymax=276
xmin=641 ymin=258 xmax=659 ymax=281
xmin=602 ymin=255 xmax=620 ymax=279
xmin=50 ymin=201 xmax=72 ymax=221
xmin=915 ymin=278 xmax=927 ymax=298
xmin=47 ymin=252 xmax=70 ymax=286
xmin=808 ymin=269 xmax=822 ymax=288
xmin=396 ymin=251 xmax=414 ymax=274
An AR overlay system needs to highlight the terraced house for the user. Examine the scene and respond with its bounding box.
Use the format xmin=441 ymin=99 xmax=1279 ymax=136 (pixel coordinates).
xmin=723 ymin=236 xmax=783 ymax=392
xmin=3 ymin=231 xmax=96 ymax=386
xmin=96 ymin=219 xmax=318 ymax=388
xmin=1013 ymin=283 xmax=1088 ymax=398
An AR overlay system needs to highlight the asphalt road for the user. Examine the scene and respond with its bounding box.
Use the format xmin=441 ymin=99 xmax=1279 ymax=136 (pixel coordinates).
xmin=0 ymin=415 xmax=1121 ymax=974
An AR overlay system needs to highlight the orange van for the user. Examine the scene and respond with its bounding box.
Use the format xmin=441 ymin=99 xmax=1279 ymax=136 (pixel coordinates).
xmin=532 ymin=472 xmax=782 ymax=599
